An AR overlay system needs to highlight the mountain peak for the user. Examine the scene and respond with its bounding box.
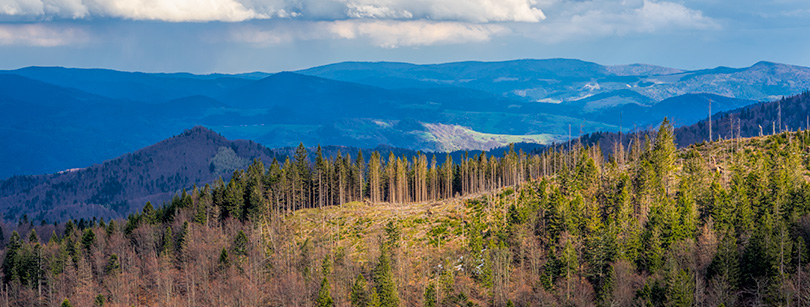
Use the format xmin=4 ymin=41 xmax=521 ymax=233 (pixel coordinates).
xmin=183 ymin=125 xmax=216 ymax=136
xmin=752 ymin=60 xmax=777 ymax=67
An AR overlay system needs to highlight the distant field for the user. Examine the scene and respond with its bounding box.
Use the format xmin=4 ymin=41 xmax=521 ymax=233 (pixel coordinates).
xmin=423 ymin=123 xmax=561 ymax=152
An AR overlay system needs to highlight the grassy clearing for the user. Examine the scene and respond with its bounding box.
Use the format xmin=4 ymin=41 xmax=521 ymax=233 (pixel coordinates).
xmin=423 ymin=123 xmax=561 ymax=152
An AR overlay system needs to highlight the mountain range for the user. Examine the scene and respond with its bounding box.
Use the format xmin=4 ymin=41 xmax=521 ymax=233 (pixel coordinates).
xmin=2 ymin=59 xmax=810 ymax=179
xmin=3 ymin=90 xmax=808 ymax=222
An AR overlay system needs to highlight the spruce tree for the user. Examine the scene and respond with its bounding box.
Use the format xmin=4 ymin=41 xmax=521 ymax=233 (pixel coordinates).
xmin=105 ymin=254 xmax=121 ymax=276
xmin=233 ymin=230 xmax=248 ymax=257
xmin=2 ymin=231 xmax=21 ymax=283
xmin=27 ymin=229 xmax=39 ymax=243
xmin=223 ymin=170 xmax=245 ymax=220
xmin=708 ymin=229 xmax=740 ymax=288
xmin=373 ymin=248 xmax=399 ymax=307
xmin=316 ymin=276 xmax=334 ymax=307
xmin=368 ymin=287 xmax=381 ymax=307
xmin=218 ymin=247 xmax=230 ymax=271
xmin=81 ymin=228 xmax=96 ymax=252
xmin=105 ymin=220 xmax=117 ymax=236
xmin=161 ymin=226 xmax=174 ymax=257
xmin=142 ymin=202 xmax=157 ymax=224
xmin=423 ymin=283 xmax=436 ymax=307
xmin=350 ymin=274 xmax=369 ymax=307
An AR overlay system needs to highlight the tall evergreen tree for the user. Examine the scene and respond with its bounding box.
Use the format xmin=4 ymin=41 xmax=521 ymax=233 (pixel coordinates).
xmin=351 ymin=274 xmax=370 ymax=307
xmin=373 ymin=248 xmax=399 ymax=307
xmin=316 ymin=276 xmax=334 ymax=307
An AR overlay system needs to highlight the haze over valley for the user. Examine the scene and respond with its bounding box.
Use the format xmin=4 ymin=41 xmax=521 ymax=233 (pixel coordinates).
xmin=3 ymin=59 xmax=808 ymax=179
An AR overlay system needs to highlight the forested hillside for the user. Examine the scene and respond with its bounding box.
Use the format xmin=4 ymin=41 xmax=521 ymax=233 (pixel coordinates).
xmin=1 ymin=119 xmax=809 ymax=306
xmin=575 ymin=90 xmax=810 ymax=157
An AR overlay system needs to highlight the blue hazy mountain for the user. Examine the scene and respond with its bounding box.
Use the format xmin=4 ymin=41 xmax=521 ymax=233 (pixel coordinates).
xmin=2 ymin=59 xmax=809 ymax=179
xmin=298 ymin=59 xmax=810 ymax=103
xmin=3 ymin=66 xmax=262 ymax=102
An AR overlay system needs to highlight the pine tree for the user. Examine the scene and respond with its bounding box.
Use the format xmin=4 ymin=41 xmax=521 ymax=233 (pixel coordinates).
xmin=423 ymin=282 xmax=436 ymax=307
xmin=161 ymin=226 xmax=174 ymax=258
xmin=708 ymin=229 xmax=739 ymax=288
xmin=350 ymin=274 xmax=370 ymax=307
xmin=142 ymin=202 xmax=157 ymax=224
xmin=61 ymin=299 xmax=73 ymax=307
xmin=81 ymin=228 xmax=96 ymax=252
xmin=177 ymin=221 xmax=190 ymax=263
xmin=223 ymin=170 xmax=245 ymax=220
xmin=27 ymin=229 xmax=39 ymax=243
xmin=106 ymin=220 xmax=117 ymax=236
xmin=369 ymin=287 xmax=381 ymax=307
xmin=105 ymin=253 xmax=121 ymax=276
xmin=233 ymin=230 xmax=248 ymax=257
xmin=321 ymin=254 xmax=332 ymax=276
xmin=373 ymin=248 xmax=399 ymax=307
xmin=561 ymin=238 xmax=579 ymax=302
xmin=2 ymin=231 xmax=21 ymax=283
xmin=218 ymin=247 xmax=230 ymax=271
xmin=316 ymin=276 xmax=334 ymax=307
xmin=652 ymin=117 xmax=677 ymax=190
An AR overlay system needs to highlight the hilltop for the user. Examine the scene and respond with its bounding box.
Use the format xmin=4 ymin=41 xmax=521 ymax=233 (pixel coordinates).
xmin=0 ymin=126 xmax=274 ymax=221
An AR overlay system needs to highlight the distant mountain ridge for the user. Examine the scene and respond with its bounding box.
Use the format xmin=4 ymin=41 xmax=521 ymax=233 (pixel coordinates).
xmin=1 ymin=59 xmax=809 ymax=179
xmin=297 ymin=59 xmax=810 ymax=103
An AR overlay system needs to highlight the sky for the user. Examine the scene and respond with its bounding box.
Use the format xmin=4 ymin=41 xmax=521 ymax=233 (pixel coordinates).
xmin=1 ymin=0 xmax=809 ymax=73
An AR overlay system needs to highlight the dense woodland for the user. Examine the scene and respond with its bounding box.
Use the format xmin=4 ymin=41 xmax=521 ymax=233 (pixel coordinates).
xmin=1 ymin=118 xmax=810 ymax=306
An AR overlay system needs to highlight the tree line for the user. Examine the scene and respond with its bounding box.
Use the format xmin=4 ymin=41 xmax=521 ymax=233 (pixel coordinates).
xmin=199 ymin=141 xmax=566 ymax=222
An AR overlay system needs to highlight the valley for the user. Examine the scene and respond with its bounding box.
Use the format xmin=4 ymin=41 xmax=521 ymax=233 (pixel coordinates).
xmin=2 ymin=59 xmax=807 ymax=179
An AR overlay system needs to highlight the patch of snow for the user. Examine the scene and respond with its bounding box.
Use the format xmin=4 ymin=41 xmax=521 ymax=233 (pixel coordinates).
xmin=536 ymin=98 xmax=562 ymax=104
xmin=583 ymin=82 xmax=600 ymax=91
xmin=494 ymin=77 xmax=518 ymax=82
xmin=570 ymin=93 xmax=594 ymax=101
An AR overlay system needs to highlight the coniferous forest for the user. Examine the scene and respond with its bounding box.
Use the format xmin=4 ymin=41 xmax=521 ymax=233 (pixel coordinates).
xmin=2 ymin=119 xmax=810 ymax=306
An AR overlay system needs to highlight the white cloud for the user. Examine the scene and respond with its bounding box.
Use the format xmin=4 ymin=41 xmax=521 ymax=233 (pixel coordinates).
xmin=228 ymin=20 xmax=508 ymax=47
xmin=520 ymin=0 xmax=718 ymax=43
xmin=0 ymin=23 xmax=88 ymax=46
xmin=0 ymin=0 xmax=546 ymax=22
xmin=328 ymin=20 xmax=509 ymax=47
xmin=634 ymin=0 xmax=717 ymax=32
xmin=82 ymin=0 xmax=264 ymax=22
xmin=1 ymin=0 xmax=43 ymax=15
